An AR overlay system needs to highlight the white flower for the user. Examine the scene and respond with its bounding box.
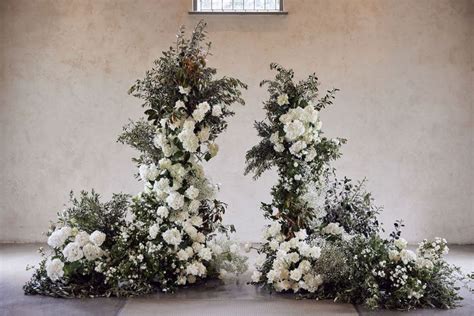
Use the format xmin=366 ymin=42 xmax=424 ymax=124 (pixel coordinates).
xmin=184 ymin=223 xmax=198 ymax=240
xmin=270 ymin=132 xmax=281 ymax=145
xmin=304 ymin=148 xmax=317 ymax=162
xmin=198 ymin=247 xmax=213 ymax=261
xmin=89 ymin=231 xmax=106 ymax=246
xmin=188 ymin=200 xmax=201 ymax=213
xmin=178 ymin=129 xmax=199 ymax=153
xmin=189 ymin=215 xmax=203 ymax=227
xmin=274 ymin=143 xmax=285 ymax=153
xmin=177 ymin=249 xmax=191 ymax=261
xmin=284 ymin=120 xmax=305 ymax=141
xmin=294 ymin=229 xmax=307 ymax=241
xmin=158 ymin=158 xmax=172 ymax=170
xmin=74 ymin=231 xmax=90 ymax=247
xmin=289 ymin=140 xmax=307 ymax=156
xmin=166 ymin=192 xmax=185 ymax=210
xmin=162 ymin=228 xmax=182 ymax=246
xmin=298 ymin=260 xmax=311 ymax=273
xmin=153 ymin=133 xmax=167 ymax=149
xmin=212 ymin=105 xmax=222 ymax=116
xmin=290 ymin=268 xmax=303 ymax=281
xmin=156 ymin=206 xmax=169 ymax=218
xmin=256 ymin=253 xmax=267 ymax=268
xmin=192 ymin=102 xmax=210 ymax=122
xmin=269 ymin=240 xmax=279 ymax=250
xmin=294 ymin=174 xmax=302 ymax=181
xmin=251 ymin=270 xmax=262 ymax=282
xmin=148 ymin=224 xmax=160 ymax=239
xmin=277 ymin=94 xmax=289 ymax=105
xmin=244 ymin=243 xmax=252 ymax=253
xmin=394 ymin=238 xmax=408 ymax=250
xmin=322 ymin=222 xmax=344 ymax=236
xmin=175 ymin=100 xmax=186 ymax=109
xmin=47 ymin=227 xmax=71 ymax=248
xmin=62 ymin=242 xmax=83 ymax=262
xmin=186 ymin=261 xmax=207 ymax=276
xmin=303 ymin=105 xmax=319 ymax=123
xmin=208 ymin=143 xmax=219 ymax=157
xmin=46 ymin=258 xmax=64 ymax=281
xmin=197 ymin=127 xmax=210 ymax=142
xmin=308 ymin=246 xmax=321 ymax=259
xmin=400 ymin=249 xmax=417 ymax=264
xmin=416 ymin=257 xmax=434 ymax=269
xmin=388 ymin=249 xmax=400 ymax=261
xmin=265 ymin=222 xmax=282 ymax=238
xmin=178 ymin=86 xmax=191 ymax=95
xmin=185 ymin=186 xmax=200 ymax=200
xmin=83 ymin=243 xmax=102 ymax=261
xmin=331 ymin=138 xmax=340 ymax=146
xmin=315 ymin=120 xmax=322 ymax=130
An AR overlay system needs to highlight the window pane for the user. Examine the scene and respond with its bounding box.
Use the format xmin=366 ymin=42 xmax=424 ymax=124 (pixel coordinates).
xmin=195 ymin=0 xmax=282 ymax=12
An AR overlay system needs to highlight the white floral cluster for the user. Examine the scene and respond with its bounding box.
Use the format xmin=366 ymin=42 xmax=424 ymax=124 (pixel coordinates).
xmin=253 ymin=225 xmax=323 ymax=293
xmin=46 ymin=227 xmax=106 ymax=281
xmin=119 ymin=86 xmax=246 ymax=288
xmin=270 ymin=94 xmax=331 ymax=162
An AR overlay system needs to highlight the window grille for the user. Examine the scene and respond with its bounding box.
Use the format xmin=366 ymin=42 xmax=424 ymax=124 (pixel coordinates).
xmin=191 ymin=0 xmax=286 ymax=14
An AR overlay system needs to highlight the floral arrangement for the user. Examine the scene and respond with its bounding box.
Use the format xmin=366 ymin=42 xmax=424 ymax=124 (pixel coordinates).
xmin=24 ymin=21 xmax=248 ymax=298
xmin=245 ymin=63 xmax=472 ymax=310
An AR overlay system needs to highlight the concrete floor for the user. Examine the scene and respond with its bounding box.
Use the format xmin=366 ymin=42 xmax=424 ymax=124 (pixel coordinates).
xmin=0 ymin=244 xmax=472 ymax=316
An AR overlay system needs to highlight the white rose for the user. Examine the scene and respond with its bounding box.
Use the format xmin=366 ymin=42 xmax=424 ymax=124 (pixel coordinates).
xmin=162 ymin=228 xmax=182 ymax=246
xmin=177 ymin=249 xmax=190 ymax=261
xmin=83 ymin=243 xmax=102 ymax=261
xmin=400 ymin=249 xmax=417 ymax=264
xmin=290 ymin=268 xmax=303 ymax=281
xmin=274 ymin=143 xmax=285 ymax=153
xmin=284 ymin=120 xmax=305 ymax=141
xmin=46 ymin=258 xmax=64 ymax=281
xmin=192 ymin=102 xmax=210 ymax=122
xmin=89 ymin=231 xmax=106 ymax=246
xmin=47 ymin=227 xmax=71 ymax=248
xmin=158 ymin=158 xmax=172 ymax=170
xmin=62 ymin=242 xmax=83 ymax=262
xmin=178 ymin=129 xmax=199 ymax=153
xmin=74 ymin=231 xmax=90 ymax=247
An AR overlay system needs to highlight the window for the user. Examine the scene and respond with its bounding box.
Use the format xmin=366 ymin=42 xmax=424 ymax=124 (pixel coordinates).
xmin=190 ymin=0 xmax=287 ymax=14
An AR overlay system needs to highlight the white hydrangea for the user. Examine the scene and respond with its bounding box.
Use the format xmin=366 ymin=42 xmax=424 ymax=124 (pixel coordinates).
xmin=185 ymin=186 xmax=200 ymax=200
xmin=83 ymin=243 xmax=102 ymax=261
xmin=62 ymin=242 xmax=83 ymax=262
xmin=192 ymin=102 xmax=210 ymax=122
xmin=89 ymin=231 xmax=106 ymax=246
xmin=198 ymin=247 xmax=213 ymax=261
xmin=283 ymin=120 xmax=305 ymax=141
xmin=46 ymin=258 xmax=64 ymax=281
xmin=166 ymin=192 xmax=185 ymax=210
xmin=162 ymin=228 xmax=182 ymax=246
xmin=47 ymin=226 xmax=72 ymax=248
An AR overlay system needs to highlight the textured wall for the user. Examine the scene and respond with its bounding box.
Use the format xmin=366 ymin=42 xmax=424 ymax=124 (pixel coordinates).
xmin=1 ymin=0 xmax=472 ymax=243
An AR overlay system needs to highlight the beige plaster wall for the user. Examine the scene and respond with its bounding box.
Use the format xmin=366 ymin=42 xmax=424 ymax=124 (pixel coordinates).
xmin=1 ymin=0 xmax=472 ymax=243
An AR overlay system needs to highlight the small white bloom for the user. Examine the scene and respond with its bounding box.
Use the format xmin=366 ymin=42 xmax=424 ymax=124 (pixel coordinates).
xmin=244 ymin=243 xmax=252 ymax=253
xmin=175 ymin=100 xmax=186 ymax=109
xmin=277 ymin=94 xmax=289 ymax=106
xmin=251 ymin=270 xmax=262 ymax=282
xmin=178 ymin=86 xmax=191 ymax=95
xmin=156 ymin=206 xmax=169 ymax=218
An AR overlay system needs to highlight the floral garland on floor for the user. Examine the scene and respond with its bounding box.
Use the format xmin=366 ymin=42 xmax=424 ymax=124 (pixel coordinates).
xmin=24 ymin=21 xmax=248 ymax=298
xmin=245 ymin=63 xmax=472 ymax=310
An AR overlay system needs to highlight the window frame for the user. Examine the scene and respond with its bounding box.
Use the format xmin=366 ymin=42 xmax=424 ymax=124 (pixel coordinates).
xmin=190 ymin=0 xmax=288 ymax=15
